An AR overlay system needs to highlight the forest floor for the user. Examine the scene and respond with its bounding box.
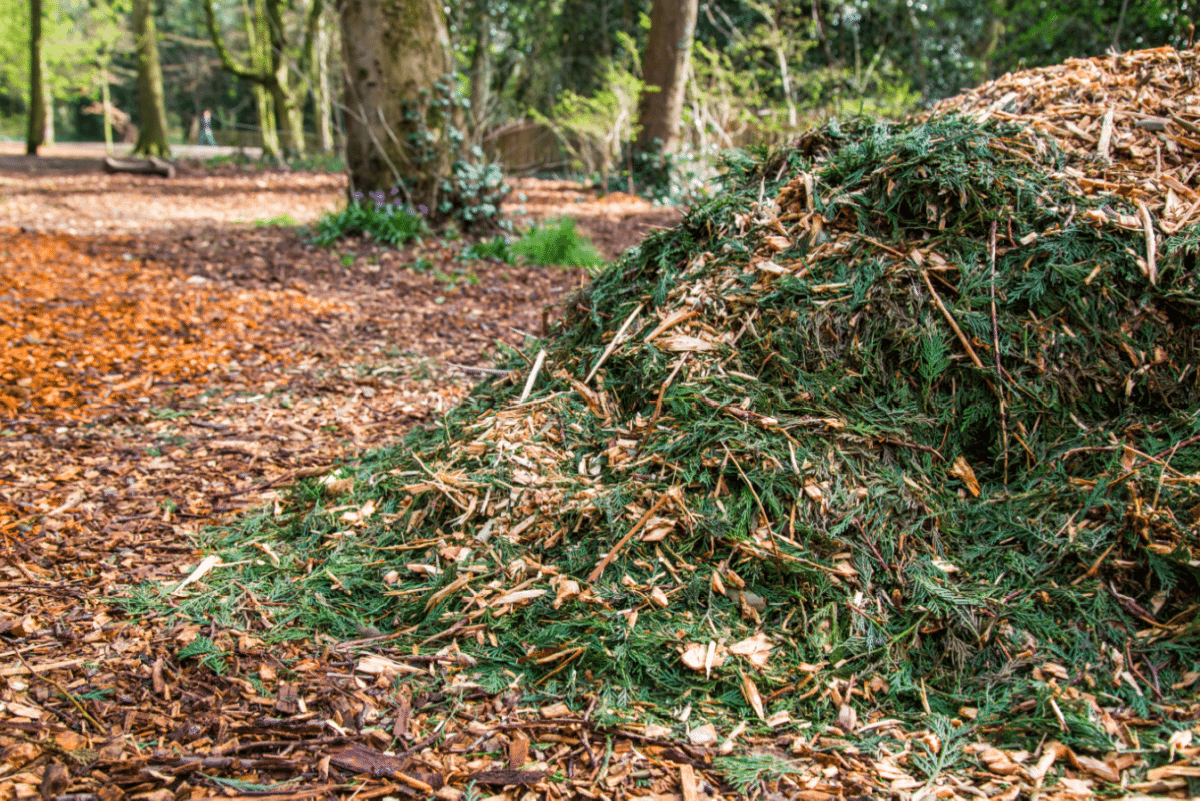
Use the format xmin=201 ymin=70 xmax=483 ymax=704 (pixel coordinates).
xmin=0 ymin=156 xmax=788 ymax=801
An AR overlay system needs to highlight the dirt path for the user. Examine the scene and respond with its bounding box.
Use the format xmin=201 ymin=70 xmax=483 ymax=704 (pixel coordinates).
xmin=0 ymin=159 xmax=708 ymax=800
xmin=0 ymin=154 xmax=680 ymax=259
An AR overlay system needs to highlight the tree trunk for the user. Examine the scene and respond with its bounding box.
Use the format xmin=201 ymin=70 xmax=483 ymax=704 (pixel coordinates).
xmin=265 ymin=0 xmax=305 ymax=157
xmin=468 ymin=3 xmax=492 ymax=136
xmin=270 ymin=80 xmax=305 ymax=158
xmin=301 ymin=0 xmax=334 ymax=153
xmin=241 ymin=0 xmax=281 ymax=160
xmin=811 ymin=0 xmax=838 ymax=69
xmin=337 ymin=0 xmax=454 ymax=207
xmin=26 ymin=0 xmax=45 ymax=155
xmin=101 ymin=58 xmax=114 ymax=155
xmin=635 ymin=0 xmax=698 ymax=154
xmin=315 ymin=6 xmax=334 ymax=152
xmin=254 ymin=86 xmax=279 ymax=159
xmin=41 ymin=82 xmax=54 ymax=146
xmin=132 ymin=0 xmax=171 ymax=157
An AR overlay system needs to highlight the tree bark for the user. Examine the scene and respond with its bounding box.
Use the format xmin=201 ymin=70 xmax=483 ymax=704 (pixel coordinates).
xmin=132 ymin=0 xmax=171 ymax=157
xmin=468 ymin=3 xmax=492 ymax=136
xmin=241 ymin=0 xmax=280 ymax=159
xmin=264 ymin=0 xmax=306 ymax=157
xmin=317 ymin=10 xmax=334 ymax=152
xmin=300 ymin=0 xmax=334 ymax=153
xmin=100 ymin=56 xmax=114 ymax=155
xmin=337 ymin=0 xmax=454 ymax=207
xmin=314 ymin=3 xmax=334 ymax=152
xmin=635 ymin=0 xmax=698 ymax=154
xmin=41 ymin=81 xmax=54 ymax=146
xmin=26 ymin=0 xmax=45 ymax=155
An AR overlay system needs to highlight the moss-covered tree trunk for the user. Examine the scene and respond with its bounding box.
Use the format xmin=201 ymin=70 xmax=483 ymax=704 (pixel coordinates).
xmin=265 ymin=0 xmax=305 ymax=157
xmin=253 ymin=86 xmax=279 ymax=158
xmin=635 ymin=0 xmax=697 ymax=154
xmin=25 ymin=0 xmax=45 ymax=155
xmin=314 ymin=5 xmax=334 ymax=152
xmin=241 ymin=0 xmax=280 ymax=160
xmin=301 ymin=0 xmax=334 ymax=153
xmin=132 ymin=0 xmax=171 ymax=157
xmin=337 ymin=0 xmax=453 ymax=205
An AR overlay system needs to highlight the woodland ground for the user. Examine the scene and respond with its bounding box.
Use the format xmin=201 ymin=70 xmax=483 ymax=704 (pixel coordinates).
xmin=3 ymin=140 xmax=1190 ymax=801
xmin=0 ymin=154 xmax=704 ymax=801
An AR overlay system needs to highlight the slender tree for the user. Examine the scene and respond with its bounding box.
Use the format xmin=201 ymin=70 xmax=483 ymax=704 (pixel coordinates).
xmin=204 ymin=0 xmax=307 ymax=158
xmin=337 ymin=0 xmax=454 ymax=206
xmin=299 ymin=0 xmax=333 ymax=153
xmin=25 ymin=0 xmax=45 ymax=155
xmin=636 ymin=0 xmax=698 ymax=154
xmin=132 ymin=0 xmax=171 ymax=156
xmin=468 ymin=5 xmax=491 ymax=135
xmin=239 ymin=0 xmax=280 ymax=159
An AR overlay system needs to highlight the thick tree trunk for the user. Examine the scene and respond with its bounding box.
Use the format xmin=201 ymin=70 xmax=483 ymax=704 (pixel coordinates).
xmin=338 ymin=0 xmax=454 ymax=207
xmin=635 ymin=0 xmax=698 ymax=154
xmin=26 ymin=0 xmax=45 ymax=155
xmin=132 ymin=0 xmax=171 ymax=157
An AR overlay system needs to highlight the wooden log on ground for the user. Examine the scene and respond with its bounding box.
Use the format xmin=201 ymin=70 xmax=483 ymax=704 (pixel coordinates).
xmin=103 ymin=156 xmax=175 ymax=178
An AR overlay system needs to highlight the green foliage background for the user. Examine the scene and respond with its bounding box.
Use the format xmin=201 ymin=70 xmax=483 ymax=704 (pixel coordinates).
xmin=2 ymin=0 xmax=1191 ymax=158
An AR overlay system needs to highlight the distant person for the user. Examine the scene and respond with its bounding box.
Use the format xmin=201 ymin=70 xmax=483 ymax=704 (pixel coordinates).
xmin=198 ymin=109 xmax=217 ymax=146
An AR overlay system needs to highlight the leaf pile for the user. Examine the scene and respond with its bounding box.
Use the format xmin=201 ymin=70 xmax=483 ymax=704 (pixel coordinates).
xmin=214 ymin=63 xmax=1200 ymax=756
xmin=0 ymin=231 xmax=345 ymax=419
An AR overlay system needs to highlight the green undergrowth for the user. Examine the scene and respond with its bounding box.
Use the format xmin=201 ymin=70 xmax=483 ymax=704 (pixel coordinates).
xmin=160 ymin=115 xmax=1197 ymax=760
xmin=510 ymin=217 xmax=604 ymax=268
xmin=458 ymin=217 xmax=605 ymax=269
xmin=311 ymin=195 xmax=428 ymax=247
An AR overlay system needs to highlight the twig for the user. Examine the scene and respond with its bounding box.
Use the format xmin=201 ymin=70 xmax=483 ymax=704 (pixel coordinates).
xmin=1170 ymin=111 xmax=1200 ymax=136
xmin=13 ymin=650 xmax=103 ymax=733
xmin=517 ymin=349 xmax=547 ymax=404
xmin=1151 ymin=438 xmax=1183 ymax=511
xmin=1097 ymin=108 xmax=1114 ymax=160
xmin=697 ymin=396 xmax=778 ymax=426
xmin=450 ymin=363 xmax=510 ymax=376
xmin=723 ymin=444 xmax=783 ymax=573
xmin=989 ymin=221 xmax=1009 ymax=483
xmin=1070 ymin=543 xmax=1115 ymax=586
xmin=922 ymin=271 xmax=984 ymax=369
xmin=585 ymin=302 xmax=644 ymax=384
xmin=879 ymin=437 xmax=945 ymax=462
xmin=586 ymin=489 xmax=676 ymax=583
xmin=637 ymin=354 xmax=689 ymax=454
xmin=1135 ymin=199 xmax=1157 ymax=285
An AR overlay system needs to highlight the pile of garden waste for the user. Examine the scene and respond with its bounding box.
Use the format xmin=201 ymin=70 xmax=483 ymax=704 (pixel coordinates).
xmin=213 ymin=45 xmax=1200 ymax=790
